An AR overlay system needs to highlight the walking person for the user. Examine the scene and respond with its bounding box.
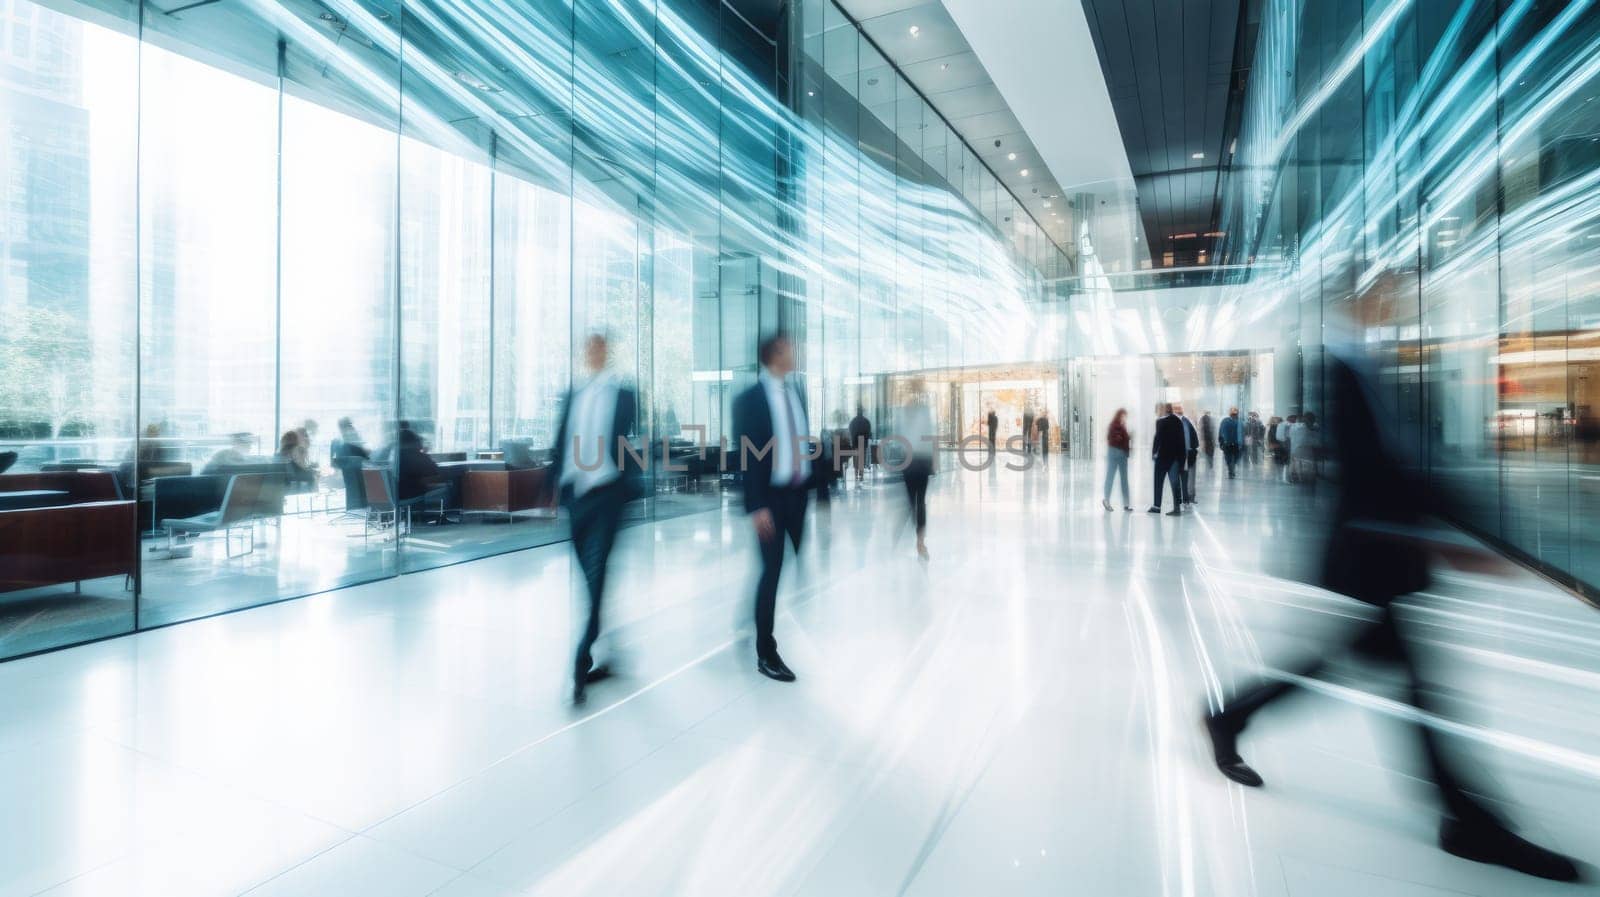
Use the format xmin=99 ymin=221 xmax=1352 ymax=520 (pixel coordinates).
xmin=1291 ymin=411 xmax=1317 ymax=484
xmin=1276 ymin=415 xmax=1296 ymax=481
xmin=1176 ymin=402 xmax=1200 ymax=505
xmin=1036 ymin=411 xmax=1051 ymax=462
xmin=1218 ymin=406 xmax=1243 ymax=479
xmin=1245 ymin=411 xmax=1264 ymax=468
xmin=1021 ymin=407 xmax=1035 ymax=456
xmin=548 ymin=333 xmax=639 ymax=706
xmin=848 ymin=406 xmax=871 ymax=484
xmin=1147 ymin=403 xmax=1185 ymax=516
xmin=1102 ymin=408 xmax=1132 ymax=512
xmin=733 ymin=332 xmax=810 ymax=683
xmin=985 ymin=408 xmax=999 ymax=458
xmin=1201 ymin=411 xmax=1215 ymax=468
xmin=1202 ymin=350 xmax=1582 ymax=883
xmin=897 ymin=380 xmax=935 ymax=560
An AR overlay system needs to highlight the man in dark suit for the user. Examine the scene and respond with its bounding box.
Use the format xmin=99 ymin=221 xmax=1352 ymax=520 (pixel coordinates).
xmin=548 ymin=333 xmax=639 ymax=706
xmin=1203 ymin=351 xmax=1581 ymax=882
xmin=733 ymin=332 xmax=809 ymax=683
xmin=1147 ymin=403 xmax=1185 ymax=516
xmin=1021 ymin=408 xmax=1035 ymax=455
xmin=985 ymin=409 xmax=999 ymax=456
xmin=1176 ymin=403 xmax=1200 ymax=505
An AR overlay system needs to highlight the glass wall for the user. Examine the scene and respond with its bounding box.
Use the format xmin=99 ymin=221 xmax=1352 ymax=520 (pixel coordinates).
xmin=0 ymin=0 xmax=1067 ymax=659
xmin=1215 ymin=0 xmax=1600 ymax=598
xmin=790 ymin=0 xmax=1071 ymax=435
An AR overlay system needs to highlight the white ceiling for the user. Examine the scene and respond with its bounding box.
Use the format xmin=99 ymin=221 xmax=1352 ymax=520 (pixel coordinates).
xmin=941 ymin=0 xmax=1148 ymax=275
xmin=834 ymin=0 xmax=1148 ymax=273
xmin=940 ymin=0 xmax=1133 ymax=191
xmin=831 ymin=0 xmax=1076 ymax=251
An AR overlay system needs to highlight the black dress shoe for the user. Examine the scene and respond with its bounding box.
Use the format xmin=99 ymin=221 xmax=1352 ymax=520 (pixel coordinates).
xmin=583 ymin=663 xmax=615 ymax=684
xmin=1147 ymin=506 xmax=1161 ymax=514
xmin=1204 ymin=713 xmax=1263 ymax=787
xmin=571 ymin=681 xmax=588 ymax=707
xmin=757 ymin=655 xmax=796 ymax=682
xmin=1440 ymin=816 xmax=1583 ymax=882
xmin=1166 ymin=509 xmax=1182 ymax=517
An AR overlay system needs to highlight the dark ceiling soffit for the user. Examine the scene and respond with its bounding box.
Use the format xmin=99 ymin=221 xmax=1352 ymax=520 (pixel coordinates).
xmin=1206 ymin=0 xmax=1261 ymax=238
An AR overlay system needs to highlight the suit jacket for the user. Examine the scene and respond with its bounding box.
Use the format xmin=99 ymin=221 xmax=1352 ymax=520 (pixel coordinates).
xmin=733 ymin=377 xmax=810 ymax=514
xmin=1152 ymin=414 xmax=1186 ymax=462
xmin=548 ymin=382 xmax=641 ymax=504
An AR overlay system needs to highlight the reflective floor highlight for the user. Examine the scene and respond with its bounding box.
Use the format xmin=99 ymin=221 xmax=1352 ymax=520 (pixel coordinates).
xmin=1 ymin=457 xmax=1596 ymax=896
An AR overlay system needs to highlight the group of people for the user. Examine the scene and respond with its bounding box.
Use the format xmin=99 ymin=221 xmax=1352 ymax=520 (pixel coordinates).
xmin=199 ymin=416 xmax=453 ymax=521
xmin=533 ymin=326 xmax=1586 ymax=884
xmin=557 ymin=331 xmax=946 ymax=705
xmin=1100 ymin=402 xmax=1325 ymax=512
xmin=1100 ymin=402 xmax=1204 ymax=515
xmin=977 ymin=407 xmax=1051 ymax=458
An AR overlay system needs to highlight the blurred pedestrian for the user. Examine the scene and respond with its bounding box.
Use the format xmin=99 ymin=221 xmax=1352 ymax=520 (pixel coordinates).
xmin=1203 ymin=348 xmax=1582 ymax=882
xmin=848 ymin=406 xmax=871 ymax=484
xmin=1218 ymin=407 xmax=1243 ymax=479
xmin=733 ymin=332 xmax=809 ymax=683
xmin=1148 ymin=403 xmax=1185 ymax=516
xmin=1175 ymin=402 xmax=1199 ymax=505
xmin=898 ymin=380 xmax=935 ymax=560
xmin=549 ymin=333 xmax=639 ymax=706
xmin=1102 ymin=408 xmax=1132 ymax=512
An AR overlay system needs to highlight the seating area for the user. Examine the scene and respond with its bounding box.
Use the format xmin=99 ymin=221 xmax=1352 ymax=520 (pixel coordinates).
xmin=0 ymin=500 xmax=136 ymax=594
xmin=0 ymin=470 xmax=136 ymax=594
xmin=0 ymin=439 xmax=730 ymax=650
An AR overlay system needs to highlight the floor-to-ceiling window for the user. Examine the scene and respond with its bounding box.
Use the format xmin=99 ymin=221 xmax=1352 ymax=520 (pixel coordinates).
xmin=0 ymin=0 xmax=137 ymax=655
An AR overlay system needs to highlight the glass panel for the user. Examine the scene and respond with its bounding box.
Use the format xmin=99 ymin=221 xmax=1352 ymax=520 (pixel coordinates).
xmin=0 ymin=0 xmax=138 ymax=656
xmin=396 ymin=136 xmax=492 ymax=572
xmin=135 ymin=42 xmax=280 ymax=627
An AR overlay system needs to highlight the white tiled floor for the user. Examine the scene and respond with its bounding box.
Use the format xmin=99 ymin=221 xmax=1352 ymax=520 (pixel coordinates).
xmin=2 ymin=457 xmax=1596 ymax=896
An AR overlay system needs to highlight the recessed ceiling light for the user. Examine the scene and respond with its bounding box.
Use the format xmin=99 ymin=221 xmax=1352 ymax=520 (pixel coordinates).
xmin=867 ymin=77 xmax=879 ymax=86
xmin=908 ymin=25 xmax=920 ymax=36
xmin=1020 ymin=169 xmax=1029 ymax=176
xmin=1007 ymin=152 xmax=1016 ymax=161
xmin=807 ymin=90 xmax=814 ymax=97
xmin=940 ymin=63 xmax=949 ymax=71
xmin=1191 ymin=152 xmax=1204 ymax=159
